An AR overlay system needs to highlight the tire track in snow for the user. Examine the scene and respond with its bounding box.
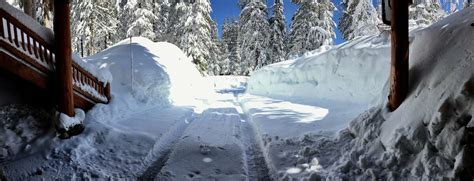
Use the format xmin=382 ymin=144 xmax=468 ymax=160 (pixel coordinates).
xmin=234 ymin=95 xmax=271 ymax=181
xmin=137 ymin=113 xmax=197 ymax=180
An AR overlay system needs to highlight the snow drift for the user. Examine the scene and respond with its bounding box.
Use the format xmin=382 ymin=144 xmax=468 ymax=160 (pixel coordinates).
xmin=254 ymin=8 xmax=474 ymax=180
xmin=84 ymin=37 xmax=211 ymax=122
xmin=247 ymin=34 xmax=391 ymax=105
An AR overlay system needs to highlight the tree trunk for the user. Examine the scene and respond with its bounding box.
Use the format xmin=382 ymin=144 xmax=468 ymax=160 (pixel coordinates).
xmin=23 ymin=0 xmax=34 ymax=18
xmin=54 ymin=0 xmax=75 ymax=117
xmin=388 ymin=0 xmax=409 ymax=111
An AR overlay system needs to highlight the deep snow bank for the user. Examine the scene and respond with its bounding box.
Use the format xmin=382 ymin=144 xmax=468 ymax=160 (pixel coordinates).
xmin=84 ymin=37 xmax=211 ymax=122
xmin=269 ymin=8 xmax=474 ymax=180
xmin=247 ymin=34 xmax=391 ymax=105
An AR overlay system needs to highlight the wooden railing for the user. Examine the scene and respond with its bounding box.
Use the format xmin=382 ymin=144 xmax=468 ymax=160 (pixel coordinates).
xmin=0 ymin=8 xmax=110 ymax=105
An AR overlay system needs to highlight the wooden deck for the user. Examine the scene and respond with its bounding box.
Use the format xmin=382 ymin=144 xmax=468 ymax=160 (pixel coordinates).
xmin=0 ymin=8 xmax=110 ymax=111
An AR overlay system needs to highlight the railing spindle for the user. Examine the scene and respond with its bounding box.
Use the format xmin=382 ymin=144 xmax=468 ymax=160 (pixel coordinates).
xmin=6 ymin=21 xmax=12 ymax=43
xmin=20 ymin=31 xmax=26 ymax=51
xmin=33 ymin=40 xmax=39 ymax=58
xmin=27 ymin=36 xmax=32 ymax=54
xmin=13 ymin=26 xmax=19 ymax=47
xmin=0 ymin=17 xmax=4 ymax=38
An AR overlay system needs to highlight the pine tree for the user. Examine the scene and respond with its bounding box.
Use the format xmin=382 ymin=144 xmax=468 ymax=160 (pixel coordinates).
xmin=209 ymin=21 xmax=222 ymax=75
xmin=238 ymin=0 xmax=270 ymax=75
xmin=166 ymin=0 xmax=219 ymax=74
xmin=154 ymin=0 xmax=170 ymax=41
xmin=288 ymin=0 xmax=336 ymax=58
xmin=409 ymin=0 xmax=446 ymax=27
xmin=221 ymin=19 xmax=241 ymax=75
xmin=127 ymin=0 xmax=156 ymax=39
xmin=269 ymin=0 xmax=287 ymax=64
xmin=71 ymin=0 xmax=118 ymax=56
xmin=340 ymin=0 xmax=380 ymax=41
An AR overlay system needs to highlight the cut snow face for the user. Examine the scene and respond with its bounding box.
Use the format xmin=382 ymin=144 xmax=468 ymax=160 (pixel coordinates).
xmin=247 ymin=33 xmax=391 ymax=106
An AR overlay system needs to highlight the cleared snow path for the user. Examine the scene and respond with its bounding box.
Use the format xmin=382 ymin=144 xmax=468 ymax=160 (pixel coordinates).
xmin=153 ymin=88 xmax=272 ymax=180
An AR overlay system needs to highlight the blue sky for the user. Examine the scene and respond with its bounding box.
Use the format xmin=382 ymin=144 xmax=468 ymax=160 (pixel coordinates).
xmin=210 ymin=0 xmax=462 ymax=45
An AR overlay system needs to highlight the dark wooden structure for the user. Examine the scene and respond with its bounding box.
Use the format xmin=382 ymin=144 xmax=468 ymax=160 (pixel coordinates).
xmin=388 ymin=0 xmax=410 ymax=111
xmin=0 ymin=4 xmax=110 ymax=113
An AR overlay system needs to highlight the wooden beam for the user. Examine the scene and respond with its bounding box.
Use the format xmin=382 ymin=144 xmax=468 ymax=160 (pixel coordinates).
xmin=388 ymin=0 xmax=410 ymax=111
xmin=54 ymin=0 xmax=75 ymax=117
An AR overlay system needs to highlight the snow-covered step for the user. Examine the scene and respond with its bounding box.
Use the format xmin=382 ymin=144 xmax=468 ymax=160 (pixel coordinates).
xmin=157 ymin=107 xmax=248 ymax=180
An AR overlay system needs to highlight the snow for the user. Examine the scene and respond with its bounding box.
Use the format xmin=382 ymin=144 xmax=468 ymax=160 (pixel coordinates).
xmin=0 ymin=1 xmax=54 ymax=43
xmin=84 ymin=37 xmax=212 ymax=123
xmin=2 ymin=7 xmax=474 ymax=180
xmin=248 ymin=32 xmax=391 ymax=106
xmin=246 ymin=7 xmax=474 ymax=179
xmin=0 ymin=105 xmax=55 ymax=162
xmin=58 ymin=109 xmax=85 ymax=131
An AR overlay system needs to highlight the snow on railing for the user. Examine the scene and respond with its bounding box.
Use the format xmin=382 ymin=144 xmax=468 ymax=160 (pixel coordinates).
xmin=0 ymin=8 xmax=110 ymax=104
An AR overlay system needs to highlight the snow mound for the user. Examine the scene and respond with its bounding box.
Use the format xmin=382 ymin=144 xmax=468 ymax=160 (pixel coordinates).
xmin=276 ymin=8 xmax=474 ymax=180
xmin=84 ymin=37 xmax=211 ymax=122
xmin=0 ymin=105 xmax=55 ymax=162
xmin=247 ymin=33 xmax=391 ymax=105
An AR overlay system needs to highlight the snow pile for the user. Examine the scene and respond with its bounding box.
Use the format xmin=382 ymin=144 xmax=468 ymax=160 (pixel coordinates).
xmin=267 ymin=8 xmax=474 ymax=179
xmin=247 ymin=33 xmax=391 ymax=105
xmin=57 ymin=109 xmax=85 ymax=131
xmin=0 ymin=105 xmax=55 ymax=162
xmin=84 ymin=37 xmax=211 ymax=122
xmin=208 ymin=76 xmax=248 ymax=92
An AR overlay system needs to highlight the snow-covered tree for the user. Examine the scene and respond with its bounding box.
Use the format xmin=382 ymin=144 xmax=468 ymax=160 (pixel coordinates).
xmin=409 ymin=0 xmax=446 ymax=27
xmin=208 ymin=21 xmax=222 ymax=75
xmin=153 ymin=0 xmax=170 ymax=41
xmin=238 ymin=0 xmax=270 ymax=75
xmin=166 ymin=0 xmax=219 ymax=74
xmin=288 ymin=0 xmax=336 ymax=58
xmin=340 ymin=0 xmax=380 ymax=41
xmin=127 ymin=0 xmax=156 ymax=39
xmin=269 ymin=0 xmax=287 ymax=64
xmin=71 ymin=0 xmax=118 ymax=56
xmin=221 ymin=19 xmax=241 ymax=75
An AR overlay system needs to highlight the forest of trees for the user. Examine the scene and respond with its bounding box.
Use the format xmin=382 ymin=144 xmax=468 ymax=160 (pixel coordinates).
xmin=6 ymin=0 xmax=464 ymax=76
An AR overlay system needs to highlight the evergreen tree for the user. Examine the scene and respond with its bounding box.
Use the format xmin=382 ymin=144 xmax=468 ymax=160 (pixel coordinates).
xmin=221 ymin=19 xmax=241 ymax=75
xmin=288 ymin=0 xmax=336 ymax=58
xmin=409 ymin=0 xmax=446 ymax=27
xmin=238 ymin=0 xmax=270 ymax=75
xmin=127 ymin=0 xmax=156 ymax=39
xmin=71 ymin=0 xmax=118 ymax=56
xmin=269 ymin=0 xmax=287 ymax=64
xmin=154 ymin=0 xmax=170 ymax=41
xmin=167 ymin=0 xmax=218 ymax=74
xmin=340 ymin=0 xmax=380 ymax=41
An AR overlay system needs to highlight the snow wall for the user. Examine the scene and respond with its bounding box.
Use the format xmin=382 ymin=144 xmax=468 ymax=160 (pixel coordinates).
xmin=247 ymin=34 xmax=391 ymax=105
xmin=248 ymin=8 xmax=474 ymax=180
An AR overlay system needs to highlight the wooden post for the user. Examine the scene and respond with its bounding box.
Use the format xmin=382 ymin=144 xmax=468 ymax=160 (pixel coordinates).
xmin=388 ymin=0 xmax=409 ymax=111
xmin=54 ymin=0 xmax=75 ymax=117
xmin=105 ymin=82 xmax=111 ymax=103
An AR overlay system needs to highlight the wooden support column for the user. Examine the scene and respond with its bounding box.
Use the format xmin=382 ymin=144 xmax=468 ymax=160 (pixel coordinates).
xmin=54 ymin=0 xmax=75 ymax=117
xmin=388 ymin=0 xmax=409 ymax=111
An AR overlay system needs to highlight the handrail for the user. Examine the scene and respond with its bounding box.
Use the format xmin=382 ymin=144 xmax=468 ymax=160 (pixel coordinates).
xmin=0 ymin=9 xmax=54 ymax=70
xmin=0 ymin=8 xmax=110 ymax=104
